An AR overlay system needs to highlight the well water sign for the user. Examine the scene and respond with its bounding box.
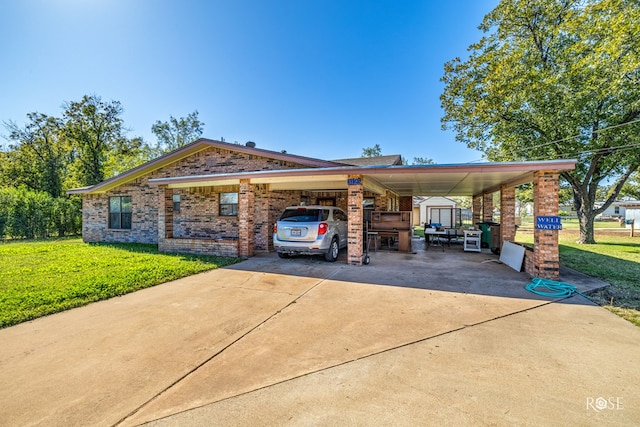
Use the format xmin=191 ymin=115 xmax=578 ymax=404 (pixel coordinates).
xmin=535 ymin=216 xmax=562 ymax=230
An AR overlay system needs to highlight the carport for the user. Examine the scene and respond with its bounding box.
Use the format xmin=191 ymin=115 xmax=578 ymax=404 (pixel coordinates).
xmin=150 ymin=159 xmax=576 ymax=279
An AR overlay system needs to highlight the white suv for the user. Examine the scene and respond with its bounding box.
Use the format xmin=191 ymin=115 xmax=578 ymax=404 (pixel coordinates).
xmin=273 ymin=206 xmax=348 ymax=262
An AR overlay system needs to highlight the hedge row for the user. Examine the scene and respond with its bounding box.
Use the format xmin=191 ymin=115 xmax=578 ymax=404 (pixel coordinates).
xmin=0 ymin=188 xmax=82 ymax=239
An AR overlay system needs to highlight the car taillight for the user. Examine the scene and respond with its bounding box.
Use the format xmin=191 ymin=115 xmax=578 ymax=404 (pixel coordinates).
xmin=318 ymin=222 xmax=328 ymax=235
xmin=273 ymin=223 xmax=278 ymax=233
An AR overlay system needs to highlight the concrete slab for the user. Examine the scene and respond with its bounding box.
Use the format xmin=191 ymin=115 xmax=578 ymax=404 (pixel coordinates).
xmin=1 ymin=237 xmax=636 ymax=426
xmin=0 ymin=268 xmax=321 ymax=427
xmin=143 ymin=302 xmax=640 ymax=427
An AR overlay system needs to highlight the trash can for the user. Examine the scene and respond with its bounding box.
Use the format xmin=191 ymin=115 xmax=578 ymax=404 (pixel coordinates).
xmin=476 ymin=222 xmax=500 ymax=248
xmin=490 ymin=224 xmax=501 ymax=254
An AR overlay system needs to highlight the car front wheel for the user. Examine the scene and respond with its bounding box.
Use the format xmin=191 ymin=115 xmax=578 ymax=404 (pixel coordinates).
xmin=325 ymin=237 xmax=339 ymax=262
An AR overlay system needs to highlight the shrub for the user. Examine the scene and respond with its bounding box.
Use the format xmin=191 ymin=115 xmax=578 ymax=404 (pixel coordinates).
xmin=0 ymin=187 xmax=82 ymax=239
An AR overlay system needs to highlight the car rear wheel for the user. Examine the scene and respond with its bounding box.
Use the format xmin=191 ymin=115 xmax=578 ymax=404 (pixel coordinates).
xmin=325 ymin=237 xmax=339 ymax=262
xmin=277 ymin=252 xmax=290 ymax=259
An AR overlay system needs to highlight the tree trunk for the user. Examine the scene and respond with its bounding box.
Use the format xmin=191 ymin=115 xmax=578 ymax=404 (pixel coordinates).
xmin=577 ymin=209 xmax=596 ymax=244
xmin=572 ymin=185 xmax=597 ymax=244
xmin=577 ymin=213 xmax=596 ymax=245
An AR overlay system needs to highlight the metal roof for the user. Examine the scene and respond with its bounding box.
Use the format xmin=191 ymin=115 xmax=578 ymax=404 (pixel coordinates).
xmin=332 ymin=155 xmax=403 ymax=167
xmin=147 ymin=160 xmax=577 ymax=197
xmin=67 ymin=137 xmax=576 ymax=197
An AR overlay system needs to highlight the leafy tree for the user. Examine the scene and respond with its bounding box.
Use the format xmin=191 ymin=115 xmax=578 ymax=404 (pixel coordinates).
xmin=450 ymin=196 xmax=472 ymax=209
xmin=3 ymin=113 xmax=66 ymax=197
xmin=104 ymin=136 xmax=154 ymax=177
xmin=151 ymin=110 xmax=204 ymax=154
xmin=441 ymin=0 xmax=640 ymax=243
xmin=361 ymin=144 xmax=382 ymax=157
xmin=62 ymin=95 xmax=128 ymax=186
xmin=620 ymin=171 xmax=640 ymax=200
xmin=412 ymin=157 xmax=435 ymax=165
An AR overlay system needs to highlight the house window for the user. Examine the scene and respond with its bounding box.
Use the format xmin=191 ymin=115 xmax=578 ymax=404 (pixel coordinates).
xmin=614 ymin=206 xmax=620 ymax=215
xmin=109 ymin=196 xmax=132 ymax=229
xmin=219 ymin=192 xmax=238 ymax=216
xmin=317 ymin=197 xmax=335 ymax=206
xmin=173 ymin=194 xmax=181 ymax=212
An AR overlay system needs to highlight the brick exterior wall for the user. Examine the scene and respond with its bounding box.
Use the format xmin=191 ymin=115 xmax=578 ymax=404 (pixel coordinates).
xmin=399 ymin=196 xmax=413 ymax=212
xmin=82 ymin=146 xmax=315 ymax=254
xmin=172 ymin=185 xmax=239 ymax=239
xmin=159 ymin=238 xmax=239 ymax=257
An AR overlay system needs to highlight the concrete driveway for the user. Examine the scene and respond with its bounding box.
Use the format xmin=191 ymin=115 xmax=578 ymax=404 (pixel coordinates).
xmin=1 ymin=240 xmax=639 ymax=426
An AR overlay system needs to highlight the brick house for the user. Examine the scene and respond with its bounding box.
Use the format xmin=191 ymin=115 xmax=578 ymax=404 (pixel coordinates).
xmin=69 ymin=139 xmax=400 ymax=257
xmin=69 ymin=138 xmax=576 ymax=279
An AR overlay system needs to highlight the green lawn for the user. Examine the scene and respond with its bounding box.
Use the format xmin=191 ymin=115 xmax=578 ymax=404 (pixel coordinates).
xmin=0 ymin=238 xmax=241 ymax=328
xmin=516 ymin=232 xmax=640 ymax=326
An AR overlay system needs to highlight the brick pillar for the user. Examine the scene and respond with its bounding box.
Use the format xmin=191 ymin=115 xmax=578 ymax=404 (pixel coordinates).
xmin=532 ymin=170 xmax=560 ymax=279
xmin=500 ymin=185 xmax=516 ymax=247
xmin=483 ymin=192 xmax=493 ymax=222
xmin=157 ymin=187 xmax=173 ymax=252
xmin=347 ymin=175 xmax=364 ymax=265
xmin=238 ymin=179 xmax=255 ymax=258
xmin=472 ymin=195 xmax=482 ymax=226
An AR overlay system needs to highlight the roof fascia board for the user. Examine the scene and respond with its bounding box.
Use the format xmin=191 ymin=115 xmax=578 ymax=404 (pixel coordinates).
xmin=148 ymin=160 xmax=577 ymax=187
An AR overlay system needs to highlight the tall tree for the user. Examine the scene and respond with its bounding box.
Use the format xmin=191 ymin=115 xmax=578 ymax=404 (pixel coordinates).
xmin=104 ymin=136 xmax=154 ymax=178
xmin=151 ymin=110 xmax=204 ymax=154
xmin=361 ymin=144 xmax=382 ymax=157
xmin=3 ymin=113 xmax=66 ymax=197
xmin=441 ymin=0 xmax=640 ymax=243
xmin=62 ymin=95 xmax=127 ymax=186
xmin=412 ymin=157 xmax=435 ymax=165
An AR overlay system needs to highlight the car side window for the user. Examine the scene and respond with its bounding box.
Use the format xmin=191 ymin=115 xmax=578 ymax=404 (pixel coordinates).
xmin=334 ymin=210 xmax=347 ymax=221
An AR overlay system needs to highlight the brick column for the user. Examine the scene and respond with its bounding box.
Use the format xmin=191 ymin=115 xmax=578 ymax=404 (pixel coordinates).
xmin=532 ymin=171 xmax=560 ymax=279
xmin=238 ymin=179 xmax=255 ymax=258
xmin=472 ymin=195 xmax=482 ymax=226
xmin=483 ymin=192 xmax=493 ymax=222
xmin=500 ymin=185 xmax=516 ymax=247
xmin=347 ymin=175 xmax=364 ymax=265
xmin=158 ymin=187 xmax=173 ymax=241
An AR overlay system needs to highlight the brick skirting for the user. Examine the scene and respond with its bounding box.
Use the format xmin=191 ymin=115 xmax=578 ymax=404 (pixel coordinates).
xmin=159 ymin=237 xmax=239 ymax=257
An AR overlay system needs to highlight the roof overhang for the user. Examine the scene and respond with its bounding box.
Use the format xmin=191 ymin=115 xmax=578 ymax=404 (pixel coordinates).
xmin=147 ymin=159 xmax=577 ymax=197
xmin=66 ymin=138 xmax=340 ymax=195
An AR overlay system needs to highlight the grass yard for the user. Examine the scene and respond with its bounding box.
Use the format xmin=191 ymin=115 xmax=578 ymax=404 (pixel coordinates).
xmin=0 ymin=238 xmax=242 ymax=328
xmin=516 ymin=231 xmax=640 ymax=326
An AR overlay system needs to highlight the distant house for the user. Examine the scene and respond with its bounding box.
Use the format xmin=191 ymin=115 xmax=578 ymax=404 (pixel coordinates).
xmin=596 ymin=200 xmax=627 ymax=218
xmin=560 ymin=200 xmax=631 ymax=219
xmin=415 ymin=196 xmax=457 ymax=227
xmin=621 ymin=201 xmax=640 ymax=228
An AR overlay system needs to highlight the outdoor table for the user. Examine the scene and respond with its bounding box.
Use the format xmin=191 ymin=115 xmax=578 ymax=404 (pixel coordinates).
xmin=424 ymin=228 xmax=446 ymax=251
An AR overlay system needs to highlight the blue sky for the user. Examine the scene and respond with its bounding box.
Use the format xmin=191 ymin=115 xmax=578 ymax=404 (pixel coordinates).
xmin=0 ymin=0 xmax=498 ymax=163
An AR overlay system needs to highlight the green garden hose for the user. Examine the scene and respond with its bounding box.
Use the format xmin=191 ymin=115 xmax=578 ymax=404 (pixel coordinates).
xmin=525 ymin=277 xmax=589 ymax=299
